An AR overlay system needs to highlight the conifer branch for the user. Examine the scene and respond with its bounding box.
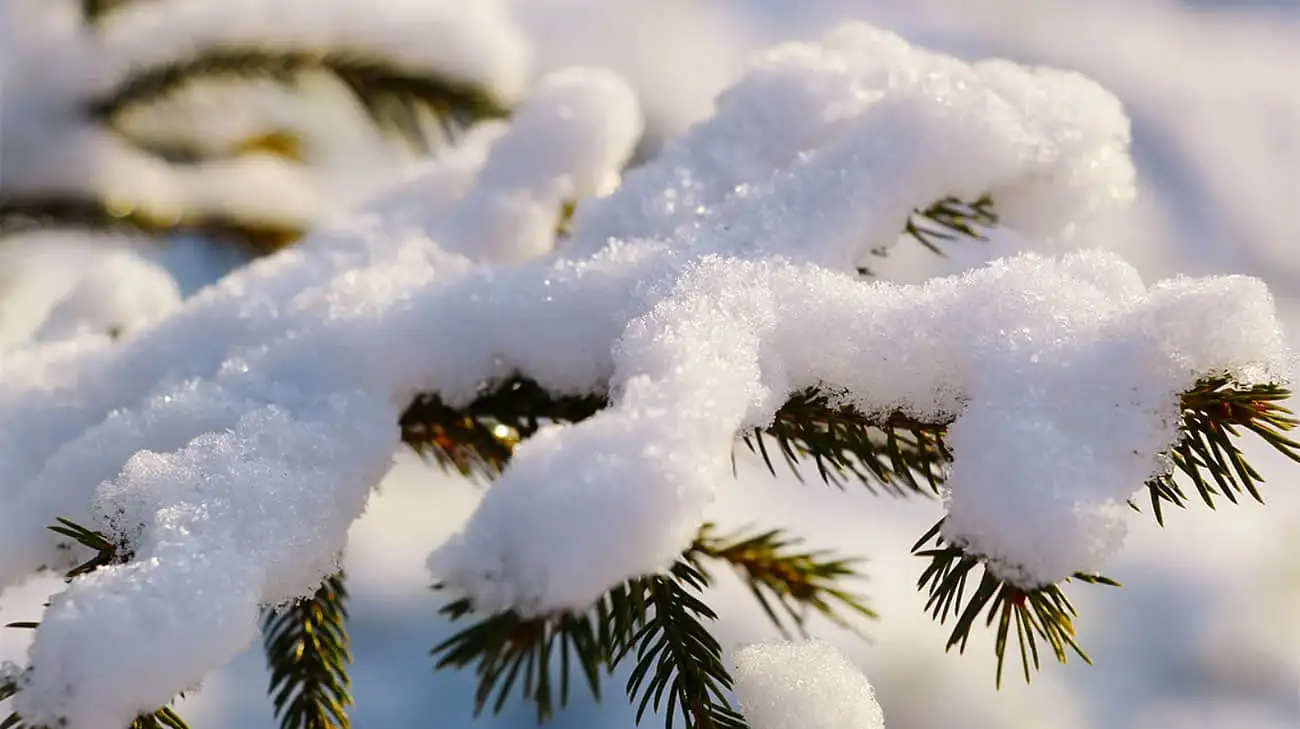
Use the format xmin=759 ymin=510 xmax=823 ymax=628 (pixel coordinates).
xmin=621 ymin=561 xmax=747 ymax=729
xmin=689 ymin=524 xmax=876 ymax=638
xmin=401 ymin=380 xmax=947 ymax=494
xmin=431 ymin=591 xmax=618 ymax=722
xmin=82 ymin=0 xmax=139 ymax=24
xmin=1141 ymin=376 xmax=1300 ymax=524
xmin=400 ymin=378 xmax=605 ymax=479
xmin=911 ymin=519 xmax=1120 ymax=688
xmin=405 ymin=375 xmax=1298 ymax=518
xmin=858 ymin=195 xmax=996 ymax=276
xmin=261 ymin=571 xmax=353 ymax=729
xmin=906 ymin=195 xmax=997 ymax=254
xmin=743 ymin=389 xmax=949 ymax=496
xmin=0 ymin=196 xmax=300 ymax=254
xmin=88 ymin=50 xmax=509 ymax=149
xmin=431 ymin=523 xmax=874 ymax=727
xmin=49 ymin=516 xmax=128 ymax=579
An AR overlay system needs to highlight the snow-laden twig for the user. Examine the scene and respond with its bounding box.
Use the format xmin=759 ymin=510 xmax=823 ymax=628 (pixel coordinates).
xmin=0 ymin=22 xmax=1287 ymax=729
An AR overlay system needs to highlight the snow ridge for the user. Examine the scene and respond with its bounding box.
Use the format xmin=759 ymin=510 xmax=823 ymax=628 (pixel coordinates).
xmin=0 ymin=22 xmax=1285 ymax=729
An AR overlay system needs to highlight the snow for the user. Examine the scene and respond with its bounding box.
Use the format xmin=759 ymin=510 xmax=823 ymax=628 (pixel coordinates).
xmin=568 ymin=23 xmax=1134 ymax=269
xmin=434 ymin=67 xmax=642 ymax=263
xmin=0 ymin=0 xmax=533 ymax=227
xmin=33 ymin=250 xmax=184 ymax=343
xmin=732 ymin=640 xmax=886 ymax=729
xmin=0 ymin=10 xmax=1292 ymax=729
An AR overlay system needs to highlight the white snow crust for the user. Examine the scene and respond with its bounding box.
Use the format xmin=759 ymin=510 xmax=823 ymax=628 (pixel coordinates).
xmin=733 ymin=640 xmax=887 ymax=729
xmin=0 ymin=20 xmax=1287 ymax=729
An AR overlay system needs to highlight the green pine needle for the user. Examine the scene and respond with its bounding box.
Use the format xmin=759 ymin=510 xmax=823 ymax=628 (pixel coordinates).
xmin=691 ymin=524 xmax=876 ymax=638
xmin=431 ymin=594 xmax=614 ymax=722
xmin=0 ymin=196 xmax=302 ymax=255
xmin=48 ymin=516 xmax=127 ymax=580
xmin=619 ymin=562 xmax=747 ymax=729
xmin=1141 ymin=376 xmax=1300 ymax=524
xmin=0 ymin=522 xmax=186 ymax=729
xmin=88 ymin=50 xmax=509 ymax=151
xmin=261 ymin=572 xmax=353 ymax=729
xmin=128 ymin=707 xmax=191 ymax=729
xmin=401 ymin=377 xmax=604 ymax=480
xmin=905 ymin=195 xmax=998 ymax=254
xmin=858 ymin=195 xmax=996 ymax=276
xmin=743 ymin=389 xmax=950 ymax=496
xmin=431 ymin=557 xmax=749 ymax=729
xmin=912 ymin=519 xmax=1120 ymax=688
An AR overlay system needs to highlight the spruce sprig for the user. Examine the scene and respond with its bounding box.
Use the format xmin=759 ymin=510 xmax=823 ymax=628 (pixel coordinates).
xmin=690 ymin=524 xmax=876 ymax=638
xmin=905 ymin=194 xmax=997 ymax=255
xmin=912 ymin=520 xmax=1121 ymax=688
xmin=430 ymin=524 xmax=876 ymax=727
xmin=622 ymin=561 xmax=747 ymax=729
xmin=431 ymin=594 xmax=612 ymax=722
xmin=88 ymin=50 xmax=509 ymax=150
xmin=0 ymin=196 xmax=302 ymax=255
xmin=261 ymin=571 xmax=354 ymax=729
xmin=858 ymin=195 xmax=997 ymax=276
xmin=1142 ymin=376 xmax=1300 ymax=524
xmin=743 ymin=389 xmax=949 ymax=496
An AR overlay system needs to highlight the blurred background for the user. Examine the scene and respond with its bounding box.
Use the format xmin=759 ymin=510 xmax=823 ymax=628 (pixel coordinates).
xmin=0 ymin=1 xmax=1297 ymax=728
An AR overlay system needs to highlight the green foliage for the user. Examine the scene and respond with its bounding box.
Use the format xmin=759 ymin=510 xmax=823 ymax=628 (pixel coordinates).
xmin=858 ymin=194 xmax=997 ymax=276
xmin=1143 ymin=376 xmax=1300 ymax=523
xmin=261 ymin=572 xmax=354 ymax=729
xmin=691 ymin=524 xmax=875 ymax=638
xmin=743 ymin=388 xmax=949 ymax=497
xmin=905 ymin=194 xmax=998 ymax=254
xmin=620 ymin=562 xmax=747 ymax=729
xmin=401 ymin=377 xmax=605 ymax=479
xmin=912 ymin=519 xmax=1120 ymax=688
xmin=411 ymin=361 xmax=1300 ymax=714
xmin=89 ymin=49 xmax=510 ymax=154
xmin=433 ymin=594 xmax=611 ymax=722
xmin=82 ymin=0 xmax=139 ymax=24
xmin=430 ymin=524 xmax=875 ymax=729
xmin=3 ymin=0 xmax=512 ymax=252
xmin=0 ymin=197 xmax=299 ymax=256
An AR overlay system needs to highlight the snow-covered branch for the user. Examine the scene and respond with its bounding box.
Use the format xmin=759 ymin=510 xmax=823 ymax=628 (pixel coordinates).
xmin=0 ymin=19 xmax=1290 ymax=729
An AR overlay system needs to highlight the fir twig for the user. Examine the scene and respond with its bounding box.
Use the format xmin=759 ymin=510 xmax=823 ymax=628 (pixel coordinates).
xmin=906 ymin=195 xmax=997 ymax=254
xmin=912 ymin=519 xmax=1120 ymax=688
xmin=0 ymin=196 xmax=300 ymax=254
xmin=431 ymin=592 xmax=616 ymax=722
xmin=1142 ymin=376 xmax=1300 ymax=524
xmin=261 ymin=571 xmax=353 ymax=729
xmin=620 ymin=561 xmax=747 ymax=729
xmin=89 ymin=50 xmax=509 ymax=150
xmin=49 ymin=516 xmax=128 ymax=580
xmin=401 ymin=379 xmax=948 ymax=495
xmin=405 ymin=375 xmax=1298 ymax=518
xmin=690 ymin=524 xmax=876 ymax=638
xmin=744 ymin=388 xmax=949 ymax=496
xmin=431 ymin=555 xmax=748 ymax=728
xmin=858 ymin=195 xmax=997 ymax=276
xmin=128 ymin=708 xmax=191 ymax=729
xmin=400 ymin=377 xmax=604 ymax=479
